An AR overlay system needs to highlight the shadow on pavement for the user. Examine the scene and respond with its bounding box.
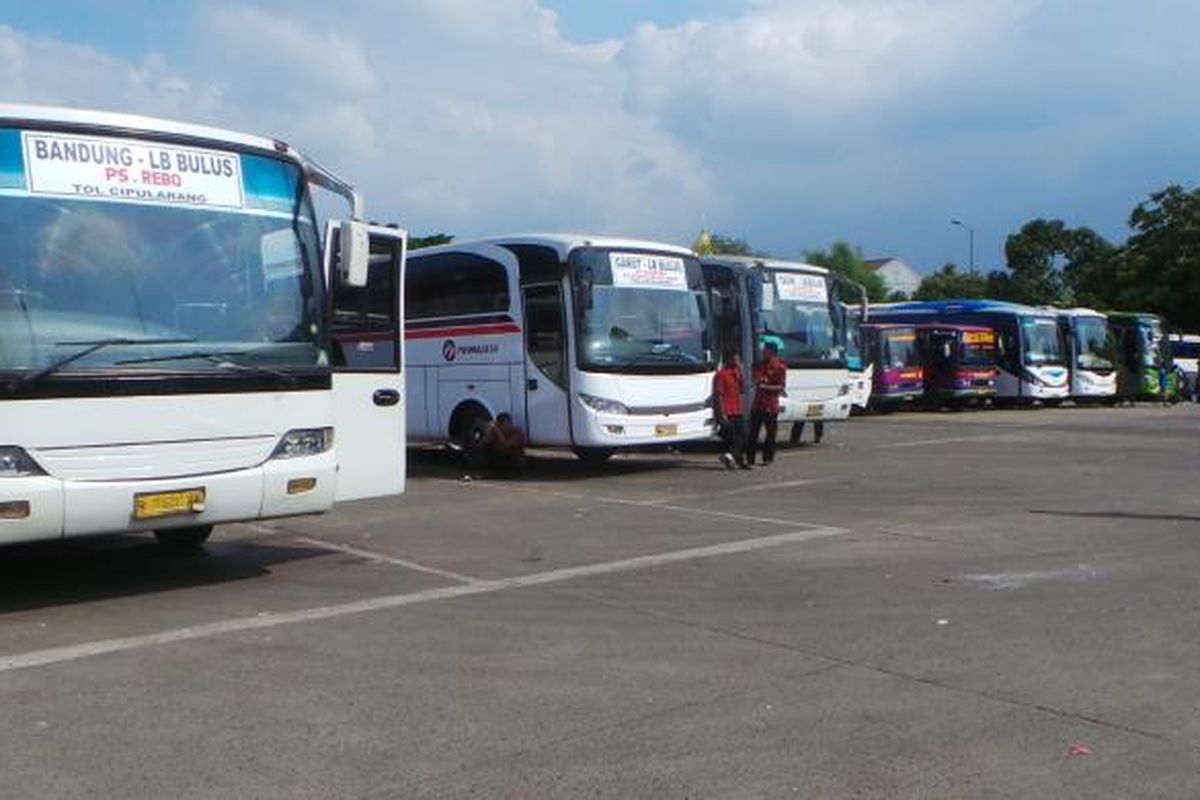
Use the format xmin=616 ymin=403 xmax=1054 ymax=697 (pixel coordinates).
xmin=1029 ymin=509 xmax=1200 ymax=523
xmin=0 ymin=535 xmax=328 ymax=615
xmin=408 ymin=445 xmax=704 ymax=483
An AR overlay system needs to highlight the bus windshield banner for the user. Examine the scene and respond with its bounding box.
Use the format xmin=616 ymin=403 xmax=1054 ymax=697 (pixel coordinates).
xmin=609 ymin=253 xmax=688 ymax=291
xmin=774 ymin=272 xmax=827 ymax=303
xmin=22 ymin=131 xmax=244 ymax=209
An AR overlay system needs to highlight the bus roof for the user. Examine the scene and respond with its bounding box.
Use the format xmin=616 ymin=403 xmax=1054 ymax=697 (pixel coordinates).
xmin=913 ymin=322 xmax=994 ymax=333
xmin=873 ymin=298 xmax=1057 ymax=318
xmin=1055 ymin=307 xmax=1107 ymax=319
xmin=1105 ymin=311 xmax=1162 ymax=324
xmin=0 ymin=103 xmax=364 ymax=217
xmin=413 ymin=233 xmax=695 ymax=260
xmin=699 ymin=255 xmax=831 ymax=276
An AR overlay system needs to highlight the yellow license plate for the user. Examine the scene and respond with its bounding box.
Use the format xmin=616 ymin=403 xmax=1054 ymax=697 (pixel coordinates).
xmin=806 ymin=404 xmax=824 ymax=418
xmin=134 ymin=488 xmax=206 ymax=520
xmin=654 ymin=424 xmax=678 ymax=437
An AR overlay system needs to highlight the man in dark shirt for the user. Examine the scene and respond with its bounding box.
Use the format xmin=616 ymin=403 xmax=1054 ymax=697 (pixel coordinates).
xmin=473 ymin=412 xmax=527 ymax=477
xmin=747 ymin=342 xmax=787 ymax=466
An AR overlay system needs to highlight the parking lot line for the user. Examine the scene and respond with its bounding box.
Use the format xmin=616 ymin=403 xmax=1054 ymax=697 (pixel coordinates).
xmin=876 ymin=434 xmax=1030 ymax=449
xmin=0 ymin=526 xmax=845 ymax=675
xmin=294 ymin=536 xmax=484 ymax=585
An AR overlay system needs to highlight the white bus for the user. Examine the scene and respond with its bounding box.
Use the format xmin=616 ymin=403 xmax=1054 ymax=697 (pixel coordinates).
xmin=701 ymin=257 xmax=858 ymax=440
xmin=0 ymin=105 xmax=407 ymax=549
xmin=1056 ymin=307 xmax=1117 ymax=401
xmin=405 ymin=234 xmax=716 ymax=461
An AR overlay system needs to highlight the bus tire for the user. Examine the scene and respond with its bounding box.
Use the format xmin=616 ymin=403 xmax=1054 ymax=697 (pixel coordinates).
xmin=573 ymin=447 xmax=614 ymax=464
xmin=154 ymin=525 xmax=213 ymax=552
xmin=450 ymin=403 xmax=492 ymax=452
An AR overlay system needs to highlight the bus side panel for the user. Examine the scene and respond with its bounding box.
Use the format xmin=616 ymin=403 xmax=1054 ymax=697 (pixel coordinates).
xmin=405 ymin=365 xmax=430 ymax=440
xmin=437 ymin=363 xmax=515 ymax=438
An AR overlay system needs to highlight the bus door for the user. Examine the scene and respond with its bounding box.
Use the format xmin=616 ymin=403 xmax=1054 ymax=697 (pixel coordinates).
xmin=326 ymin=221 xmax=407 ymax=501
xmin=522 ymin=283 xmax=572 ymax=445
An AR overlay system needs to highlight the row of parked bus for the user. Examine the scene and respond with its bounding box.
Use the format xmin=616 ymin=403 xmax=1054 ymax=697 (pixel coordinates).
xmin=0 ymin=103 xmax=1190 ymax=553
xmin=853 ymin=300 xmax=1194 ymax=410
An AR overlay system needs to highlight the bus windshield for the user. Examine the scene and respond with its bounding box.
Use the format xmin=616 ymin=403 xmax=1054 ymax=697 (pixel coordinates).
xmin=882 ymin=331 xmax=918 ymax=369
xmin=0 ymin=139 xmax=324 ymax=380
xmin=959 ymin=332 xmax=995 ymax=366
xmin=571 ymin=248 xmax=712 ymax=373
xmin=759 ymin=271 xmax=843 ymax=367
xmin=1020 ymin=317 xmax=1064 ymax=365
xmin=1074 ymin=317 xmax=1113 ymax=370
xmin=846 ymin=314 xmax=862 ymax=371
xmin=1140 ymin=320 xmax=1164 ymax=367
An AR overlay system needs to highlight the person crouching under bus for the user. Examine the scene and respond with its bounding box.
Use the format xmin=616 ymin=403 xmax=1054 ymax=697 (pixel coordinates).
xmin=747 ymin=342 xmax=787 ymax=466
xmin=472 ymin=412 xmax=527 ymax=477
xmin=713 ymin=349 xmax=751 ymax=470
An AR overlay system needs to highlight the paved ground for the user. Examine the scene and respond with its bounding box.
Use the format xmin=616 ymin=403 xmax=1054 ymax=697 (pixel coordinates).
xmin=2 ymin=404 xmax=1199 ymax=798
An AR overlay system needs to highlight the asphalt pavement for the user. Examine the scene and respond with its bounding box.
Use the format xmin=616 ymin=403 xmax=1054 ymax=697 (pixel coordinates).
xmin=1 ymin=404 xmax=1198 ymax=798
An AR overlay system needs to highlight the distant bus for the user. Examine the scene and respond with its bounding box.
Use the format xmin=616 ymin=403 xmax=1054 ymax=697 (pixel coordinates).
xmin=1109 ymin=312 xmax=1175 ymax=401
xmin=860 ymin=323 xmax=923 ymax=410
xmin=1168 ymin=333 xmax=1199 ymax=399
xmin=702 ymin=256 xmax=860 ymax=440
xmin=914 ymin=323 xmax=997 ymax=407
xmin=872 ymin=300 xmax=1069 ymax=404
xmin=405 ymin=235 xmax=715 ymax=461
xmin=1055 ymin=308 xmax=1116 ymax=401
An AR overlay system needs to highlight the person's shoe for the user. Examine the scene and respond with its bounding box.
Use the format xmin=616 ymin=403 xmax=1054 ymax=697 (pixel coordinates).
xmin=719 ymin=452 xmax=735 ymax=470
xmin=738 ymin=461 xmax=753 ymax=470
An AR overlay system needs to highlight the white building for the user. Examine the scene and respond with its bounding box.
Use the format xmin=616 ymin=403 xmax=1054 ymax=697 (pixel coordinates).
xmin=864 ymin=257 xmax=923 ymax=298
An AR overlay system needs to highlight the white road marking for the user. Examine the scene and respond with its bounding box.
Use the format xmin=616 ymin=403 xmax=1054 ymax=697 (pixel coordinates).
xmin=878 ymin=434 xmax=1029 ymax=449
xmin=0 ymin=526 xmax=845 ymax=675
xmin=958 ymin=564 xmax=1100 ymax=590
xmin=294 ymin=537 xmax=483 ymax=585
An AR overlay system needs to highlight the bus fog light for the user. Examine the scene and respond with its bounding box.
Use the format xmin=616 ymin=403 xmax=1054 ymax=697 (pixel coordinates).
xmin=287 ymin=478 xmax=318 ymax=495
xmin=271 ymin=428 xmax=334 ymax=459
xmin=605 ymin=425 xmax=625 ymax=435
xmin=0 ymin=447 xmax=44 ymax=477
xmin=0 ymin=501 xmax=30 ymax=519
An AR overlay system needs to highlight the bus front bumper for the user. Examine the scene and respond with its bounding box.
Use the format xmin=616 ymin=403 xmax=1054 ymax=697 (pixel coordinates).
xmin=0 ymin=453 xmax=336 ymax=545
xmin=576 ymin=409 xmax=714 ymax=447
xmin=777 ymin=396 xmax=852 ymax=423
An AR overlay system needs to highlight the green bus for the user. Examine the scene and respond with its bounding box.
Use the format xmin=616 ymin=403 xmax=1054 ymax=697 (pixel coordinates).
xmin=1108 ymin=312 xmax=1178 ymax=401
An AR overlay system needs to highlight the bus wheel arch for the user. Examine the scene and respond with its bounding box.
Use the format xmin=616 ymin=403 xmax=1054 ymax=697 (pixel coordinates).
xmin=449 ymin=401 xmax=493 ymax=451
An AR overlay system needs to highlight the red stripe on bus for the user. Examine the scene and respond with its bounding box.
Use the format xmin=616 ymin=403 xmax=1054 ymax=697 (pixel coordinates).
xmin=405 ymin=324 xmax=522 ymax=340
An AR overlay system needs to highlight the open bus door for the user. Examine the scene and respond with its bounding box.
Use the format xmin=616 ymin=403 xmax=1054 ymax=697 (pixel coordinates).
xmin=325 ymin=220 xmax=407 ymax=501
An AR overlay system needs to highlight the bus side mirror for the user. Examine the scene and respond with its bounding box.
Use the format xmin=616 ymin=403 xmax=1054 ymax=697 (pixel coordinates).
xmin=339 ymin=220 xmax=370 ymax=288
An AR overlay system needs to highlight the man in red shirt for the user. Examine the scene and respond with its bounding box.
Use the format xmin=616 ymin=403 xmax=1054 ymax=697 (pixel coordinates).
xmin=747 ymin=341 xmax=787 ymax=465
xmin=712 ymin=349 xmax=751 ymax=470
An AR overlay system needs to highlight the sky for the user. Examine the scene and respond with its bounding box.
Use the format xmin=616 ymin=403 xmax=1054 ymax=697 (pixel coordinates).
xmin=0 ymin=0 xmax=1197 ymax=273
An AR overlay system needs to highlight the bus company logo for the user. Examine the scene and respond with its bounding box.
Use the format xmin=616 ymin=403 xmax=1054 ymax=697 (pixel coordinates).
xmin=442 ymin=339 xmax=501 ymax=362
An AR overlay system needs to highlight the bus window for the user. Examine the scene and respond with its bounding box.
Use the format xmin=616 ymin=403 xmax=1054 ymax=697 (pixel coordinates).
xmin=408 ymin=252 xmax=509 ymax=320
xmin=523 ymin=284 xmax=566 ymax=389
xmin=330 ymin=238 xmax=401 ymax=370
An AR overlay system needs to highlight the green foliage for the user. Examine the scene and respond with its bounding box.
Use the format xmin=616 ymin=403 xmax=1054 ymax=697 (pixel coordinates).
xmin=1116 ymin=184 xmax=1200 ymax=329
xmin=804 ymin=241 xmax=887 ymax=303
xmin=913 ymin=263 xmax=988 ymax=300
xmin=409 ymin=233 xmax=454 ymax=250
xmin=694 ymin=231 xmax=758 ymax=256
xmin=1002 ymin=219 xmax=1071 ymax=305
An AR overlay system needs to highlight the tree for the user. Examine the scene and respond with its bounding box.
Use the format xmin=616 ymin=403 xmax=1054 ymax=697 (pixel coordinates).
xmin=1002 ymin=219 xmax=1070 ymax=306
xmin=804 ymin=241 xmax=887 ymax=302
xmin=409 ymin=233 xmax=454 ymax=250
xmin=693 ymin=230 xmax=759 ymax=256
xmin=1119 ymin=184 xmax=1200 ymax=329
xmin=1061 ymin=227 xmax=1119 ymax=309
xmin=913 ymin=263 xmax=988 ymax=300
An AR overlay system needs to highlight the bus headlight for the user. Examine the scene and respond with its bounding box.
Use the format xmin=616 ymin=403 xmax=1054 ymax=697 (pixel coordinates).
xmin=270 ymin=428 xmax=334 ymax=459
xmin=0 ymin=447 xmax=44 ymax=477
xmin=579 ymin=394 xmax=630 ymax=415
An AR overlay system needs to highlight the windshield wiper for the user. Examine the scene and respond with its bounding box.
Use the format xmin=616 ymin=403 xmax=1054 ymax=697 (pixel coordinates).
xmin=115 ymin=350 xmax=299 ymax=385
xmin=13 ymin=337 xmax=196 ymax=390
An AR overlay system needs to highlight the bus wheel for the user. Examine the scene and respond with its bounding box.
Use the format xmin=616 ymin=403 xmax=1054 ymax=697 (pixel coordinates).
xmin=451 ymin=404 xmax=492 ymax=452
xmin=573 ymin=447 xmax=614 ymax=464
xmin=154 ymin=525 xmax=213 ymax=552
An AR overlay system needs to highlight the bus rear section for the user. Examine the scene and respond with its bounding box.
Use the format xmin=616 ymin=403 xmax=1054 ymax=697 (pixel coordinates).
xmin=0 ymin=105 xmax=406 ymax=549
xmin=405 ymin=236 xmax=715 ymax=461
xmin=861 ymin=324 xmax=923 ymax=410
xmin=915 ymin=324 xmax=997 ymax=407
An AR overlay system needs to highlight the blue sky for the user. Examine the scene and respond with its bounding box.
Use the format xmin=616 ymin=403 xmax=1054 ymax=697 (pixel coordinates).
xmin=1 ymin=1 xmax=1197 ymax=275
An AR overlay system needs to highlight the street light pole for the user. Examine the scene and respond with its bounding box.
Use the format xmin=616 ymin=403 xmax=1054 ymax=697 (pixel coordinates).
xmin=951 ymin=218 xmax=975 ymax=272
